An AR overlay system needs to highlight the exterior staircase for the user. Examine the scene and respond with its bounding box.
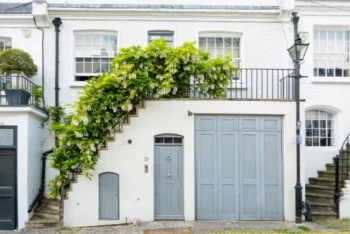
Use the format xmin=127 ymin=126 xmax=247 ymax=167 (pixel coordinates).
xmin=306 ymin=143 xmax=350 ymax=220
xmin=25 ymin=198 xmax=60 ymax=229
xmin=26 ymin=100 xmax=145 ymax=229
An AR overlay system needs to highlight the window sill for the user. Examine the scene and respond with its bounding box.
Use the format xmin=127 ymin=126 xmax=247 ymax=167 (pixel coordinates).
xmin=69 ymin=82 xmax=87 ymax=88
xmin=305 ymin=146 xmax=338 ymax=150
xmin=311 ymin=78 xmax=350 ymax=84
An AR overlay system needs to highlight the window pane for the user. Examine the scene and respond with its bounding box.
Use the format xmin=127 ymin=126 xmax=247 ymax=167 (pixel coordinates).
xmin=216 ymin=37 xmax=223 ymax=47
xmin=327 ymin=113 xmax=334 ymax=120
xmin=199 ymin=37 xmax=206 ymax=50
xmin=327 ymin=56 xmax=334 ymax=77
xmin=318 ymin=55 xmax=326 ymax=77
xmin=76 ymin=35 xmax=84 ymax=46
xmin=327 ymin=120 xmax=333 ymax=128
xmin=84 ymin=35 xmax=92 ymax=48
xmin=319 ymin=111 xmax=326 ymax=118
xmin=306 ymin=138 xmax=312 ymax=146
xmin=306 ymin=120 xmax=312 ymax=128
xmin=101 ymin=63 xmax=109 ymax=72
xmin=306 ymin=111 xmax=311 ymax=119
xmin=93 ymin=62 xmax=100 ymax=73
xmin=313 ymin=138 xmax=319 ymax=146
xmin=207 ymin=37 xmax=215 ymax=48
xmin=335 ymin=55 xmax=343 ymax=77
xmin=320 ymin=129 xmax=327 ymax=137
xmin=328 ymin=31 xmax=335 ymax=53
xmin=224 ymin=37 xmax=232 ymax=48
xmin=311 ymin=110 xmax=318 ymax=119
xmin=110 ymin=35 xmax=118 ymax=51
xmin=336 ymin=31 xmax=344 ymax=53
xmin=306 ymin=129 xmax=312 ymax=136
xmin=174 ymin=138 xmax=182 ymax=144
xmin=155 ymin=138 xmax=163 ymax=143
xmin=232 ymin=38 xmax=240 ymax=48
xmin=320 ymin=31 xmax=327 ymax=53
xmin=320 ymin=138 xmax=327 ymax=146
xmin=164 ymin=138 xmax=173 ymax=143
xmin=312 ymin=120 xmax=319 ymax=128
xmin=328 ymin=138 xmax=334 ymax=146
xmin=327 ymin=129 xmax=334 ymax=138
xmin=320 ymin=120 xmax=326 ymax=128
xmin=314 ymin=57 xmax=318 ymax=76
xmin=313 ymin=129 xmax=319 ymax=137
xmin=76 ymin=62 xmax=83 ymax=73
xmin=314 ymin=30 xmax=319 ymax=53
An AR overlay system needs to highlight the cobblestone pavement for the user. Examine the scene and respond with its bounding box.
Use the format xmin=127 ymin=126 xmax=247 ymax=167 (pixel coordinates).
xmin=0 ymin=221 xmax=340 ymax=234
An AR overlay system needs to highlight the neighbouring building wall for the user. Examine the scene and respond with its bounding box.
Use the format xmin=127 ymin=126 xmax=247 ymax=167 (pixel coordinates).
xmin=0 ymin=108 xmax=47 ymax=230
xmin=296 ymin=6 xmax=350 ymax=181
xmin=64 ymin=100 xmax=304 ymax=227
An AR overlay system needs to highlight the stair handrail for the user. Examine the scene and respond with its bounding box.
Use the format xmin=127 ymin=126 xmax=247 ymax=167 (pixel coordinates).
xmin=335 ymin=133 xmax=350 ymax=218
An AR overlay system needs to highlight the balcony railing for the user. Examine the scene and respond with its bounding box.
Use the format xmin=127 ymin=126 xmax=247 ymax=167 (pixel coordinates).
xmin=149 ymin=68 xmax=296 ymax=100
xmin=0 ymin=75 xmax=42 ymax=108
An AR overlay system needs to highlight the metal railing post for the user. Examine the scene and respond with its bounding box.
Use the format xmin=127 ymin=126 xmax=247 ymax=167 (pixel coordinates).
xmin=335 ymin=154 xmax=340 ymax=219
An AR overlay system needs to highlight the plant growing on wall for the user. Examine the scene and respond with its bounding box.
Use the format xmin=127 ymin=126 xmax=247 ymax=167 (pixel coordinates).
xmin=48 ymin=40 xmax=236 ymax=225
xmin=0 ymin=48 xmax=38 ymax=77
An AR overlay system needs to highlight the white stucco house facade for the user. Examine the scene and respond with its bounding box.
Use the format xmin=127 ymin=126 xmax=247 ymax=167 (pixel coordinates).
xmin=1 ymin=0 xmax=350 ymax=230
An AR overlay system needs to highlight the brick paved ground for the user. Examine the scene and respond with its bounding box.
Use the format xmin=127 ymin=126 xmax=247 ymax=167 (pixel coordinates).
xmin=0 ymin=220 xmax=342 ymax=234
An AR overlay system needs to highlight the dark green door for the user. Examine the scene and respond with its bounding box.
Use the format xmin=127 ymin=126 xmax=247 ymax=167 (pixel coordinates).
xmin=0 ymin=126 xmax=17 ymax=230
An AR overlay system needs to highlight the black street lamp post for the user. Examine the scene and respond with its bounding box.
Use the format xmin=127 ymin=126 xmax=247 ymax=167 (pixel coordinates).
xmin=287 ymin=12 xmax=310 ymax=224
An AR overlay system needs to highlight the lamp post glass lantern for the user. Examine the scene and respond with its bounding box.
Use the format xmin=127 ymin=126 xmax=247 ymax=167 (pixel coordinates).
xmin=288 ymin=42 xmax=309 ymax=63
xmin=288 ymin=12 xmax=310 ymax=224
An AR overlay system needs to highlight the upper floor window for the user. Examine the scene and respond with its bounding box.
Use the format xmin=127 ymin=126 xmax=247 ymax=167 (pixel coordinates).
xmin=148 ymin=31 xmax=174 ymax=47
xmin=0 ymin=37 xmax=11 ymax=52
xmin=314 ymin=30 xmax=350 ymax=77
xmin=305 ymin=110 xmax=334 ymax=147
xmin=74 ymin=33 xmax=117 ymax=81
xmin=198 ymin=36 xmax=240 ymax=67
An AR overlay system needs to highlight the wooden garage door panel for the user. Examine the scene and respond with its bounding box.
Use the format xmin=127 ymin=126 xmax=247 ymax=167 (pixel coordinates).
xmin=195 ymin=116 xmax=283 ymax=221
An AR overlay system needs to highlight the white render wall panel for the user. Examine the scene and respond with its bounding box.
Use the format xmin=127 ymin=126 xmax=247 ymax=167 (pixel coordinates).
xmin=63 ymin=100 xmax=303 ymax=227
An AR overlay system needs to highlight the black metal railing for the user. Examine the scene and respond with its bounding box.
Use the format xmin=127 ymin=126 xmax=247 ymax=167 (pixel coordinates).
xmin=0 ymin=75 xmax=42 ymax=108
xmin=148 ymin=68 xmax=296 ymax=100
xmin=335 ymin=133 xmax=350 ymax=218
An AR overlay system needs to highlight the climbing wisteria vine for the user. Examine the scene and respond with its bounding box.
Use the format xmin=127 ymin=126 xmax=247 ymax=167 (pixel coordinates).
xmin=48 ymin=39 xmax=236 ymax=197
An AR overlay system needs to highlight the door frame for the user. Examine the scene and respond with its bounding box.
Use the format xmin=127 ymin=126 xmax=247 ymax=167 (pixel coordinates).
xmin=153 ymin=134 xmax=184 ymax=220
xmin=0 ymin=126 xmax=17 ymax=230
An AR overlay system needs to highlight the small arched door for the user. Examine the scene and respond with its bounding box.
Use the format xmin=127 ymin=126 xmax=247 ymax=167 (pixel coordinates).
xmin=99 ymin=172 xmax=119 ymax=220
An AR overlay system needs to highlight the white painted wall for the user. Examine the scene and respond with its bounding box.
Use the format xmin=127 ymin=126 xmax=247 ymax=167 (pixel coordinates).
xmin=340 ymin=181 xmax=350 ymax=219
xmin=0 ymin=107 xmax=47 ymax=230
xmin=64 ymin=100 xmax=304 ymax=227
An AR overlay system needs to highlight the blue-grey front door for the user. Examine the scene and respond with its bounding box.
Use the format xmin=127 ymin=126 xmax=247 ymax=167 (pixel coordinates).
xmin=155 ymin=145 xmax=183 ymax=219
xmin=196 ymin=116 xmax=283 ymax=221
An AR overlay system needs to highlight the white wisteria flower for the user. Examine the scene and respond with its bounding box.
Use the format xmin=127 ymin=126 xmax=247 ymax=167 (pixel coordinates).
xmin=79 ymin=116 xmax=89 ymax=125
xmin=71 ymin=119 xmax=79 ymax=126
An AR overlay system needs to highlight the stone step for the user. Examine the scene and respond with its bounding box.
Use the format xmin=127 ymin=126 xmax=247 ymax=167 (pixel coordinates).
xmin=41 ymin=198 xmax=60 ymax=207
xmin=34 ymin=211 xmax=59 ymax=221
xmin=326 ymin=164 xmax=350 ymax=172
xmin=38 ymin=203 xmax=59 ymax=212
xmin=309 ymin=177 xmax=345 ymax=187
xmin=25 ymin=218 xmax=59 ymax=229
xmin=305 ymin=184 xmax=334 ymax=195
xmin=309 ymin=201 xmax=335 ymax=212
xmin=36 ymin=206 xmax=59 ymax=215
xmin=318 ymin=170 xmax=350 ymax=180
xmin=311 ymin=211 xmax=337 ymax=220
xmin=306 ymin=192 xmax=334 ymax=204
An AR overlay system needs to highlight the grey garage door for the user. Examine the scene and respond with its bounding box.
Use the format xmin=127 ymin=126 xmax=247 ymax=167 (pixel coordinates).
xmin=195 ymin=116 xmax=283 ymax=221
xmin=99 ymin=172 xmax=119 ymax=220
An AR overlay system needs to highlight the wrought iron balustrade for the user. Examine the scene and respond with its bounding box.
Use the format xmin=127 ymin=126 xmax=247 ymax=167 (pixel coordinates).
xmin=148 ymin=68 xmax=296 ymax=100
xmin=0 ymin=75 xmax=42 ymax=108
xmin=334 ymin=133 xmax=350 ymax=218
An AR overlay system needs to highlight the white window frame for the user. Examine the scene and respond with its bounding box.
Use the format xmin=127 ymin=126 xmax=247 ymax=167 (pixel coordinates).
xmin=148 ymin=30 xmax=174 ymax=47
xmin=197 ymin=31 xmax=243 ymax=68
xmin=0 ymin=37 xmax=12 ymax=52
xmin=73 ymin=31 xmax=118 ymax=82
xmin=313 ymin=29 xmax=350 ymax=78
xmin=305 ymin=110 xmax=334 ymax=147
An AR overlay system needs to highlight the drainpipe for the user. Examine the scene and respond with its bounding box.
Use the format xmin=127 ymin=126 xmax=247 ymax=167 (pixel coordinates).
xmin=52 ymin=18 xmax=62 ymax=107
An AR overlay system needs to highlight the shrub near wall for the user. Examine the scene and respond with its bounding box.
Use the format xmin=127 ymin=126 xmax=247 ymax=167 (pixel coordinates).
xmin=48 ymin=39 xmax=236 ymax=199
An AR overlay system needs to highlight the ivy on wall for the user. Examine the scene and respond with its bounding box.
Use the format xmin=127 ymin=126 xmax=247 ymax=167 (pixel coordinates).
xmin=48 ymin=40 xmax=236 ymax=197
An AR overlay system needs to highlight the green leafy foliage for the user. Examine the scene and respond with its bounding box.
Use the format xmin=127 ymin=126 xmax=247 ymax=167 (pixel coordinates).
xmin=33 ymin=86 xmax=43 ymax=108
xmin=0 ymin=48 xmax=38 ymax=77
xmin=48 ymin=40 xmax=236 ymax=197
